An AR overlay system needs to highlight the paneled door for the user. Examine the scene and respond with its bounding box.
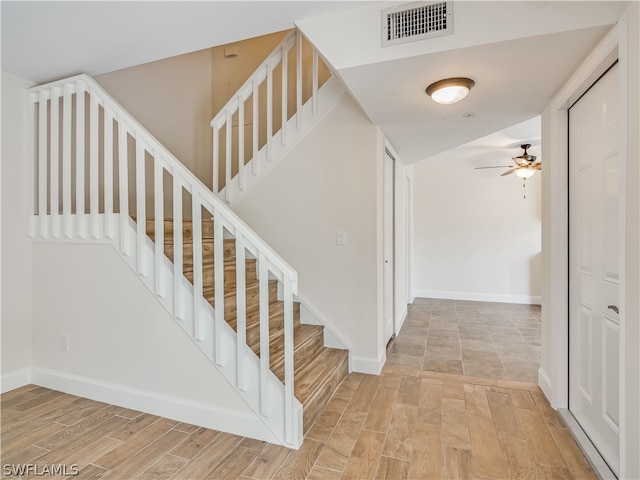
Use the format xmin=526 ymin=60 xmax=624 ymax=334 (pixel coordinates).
xmin=569 ymin=62 xmax=620 ymax=476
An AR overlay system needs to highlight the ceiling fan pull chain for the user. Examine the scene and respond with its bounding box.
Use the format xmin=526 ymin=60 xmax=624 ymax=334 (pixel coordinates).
xmin=523 ymin=179 xmax=527 ymax=199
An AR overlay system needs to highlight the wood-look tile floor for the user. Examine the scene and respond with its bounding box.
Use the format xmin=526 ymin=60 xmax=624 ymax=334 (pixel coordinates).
xmin=1 ymin=301 xmax=594 ymax=479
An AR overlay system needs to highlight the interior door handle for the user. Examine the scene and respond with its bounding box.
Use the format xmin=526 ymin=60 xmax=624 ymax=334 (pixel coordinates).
xmin=608 ymin=305 xmax=619 ymax=314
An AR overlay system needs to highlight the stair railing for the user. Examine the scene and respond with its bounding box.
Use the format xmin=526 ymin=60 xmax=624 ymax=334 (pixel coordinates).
xmin=211 ymin=30 xmax=327 ymax=201
xmin=26 ymin=73 xmax=300 ymax=447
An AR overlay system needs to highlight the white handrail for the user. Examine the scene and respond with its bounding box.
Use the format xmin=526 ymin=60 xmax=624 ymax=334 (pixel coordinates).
xmin=210 ymin=29 xmax=328 ymax=197
xmin=27 ymin=72 xmax=300 ymax=447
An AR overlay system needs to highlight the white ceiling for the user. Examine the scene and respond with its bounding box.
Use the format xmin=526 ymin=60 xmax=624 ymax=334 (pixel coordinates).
xmin=1 ymin=1 xmax=630 ymax=166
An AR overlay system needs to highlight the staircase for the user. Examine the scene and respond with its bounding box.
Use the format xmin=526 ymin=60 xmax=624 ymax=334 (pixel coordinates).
xmin=25 ymin=28 xmax=348 ymax=449
xmin=145 ymin=218 xmax=348 ymax=433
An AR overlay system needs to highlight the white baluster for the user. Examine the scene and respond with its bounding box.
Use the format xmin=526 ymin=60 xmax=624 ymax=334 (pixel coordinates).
xmin=135 ymin=140 xmax=146 ymax=275
xmin=266 ymin=63 xmax=273 ymax=161
xmin=236 ymin=234 xmax=247 ymax=391
xmin=104 ymin=106 xmax=114 ymax=239
xmin=62 ymin=85 xmax=72 ymax=238
xmin=296 ymin=30 xmax=303 ymax=132
xmin=76 ymin=80 xmax=86 ymax=237
xmin=118 ymin=122 xmax=130 ymax=255
xmin=27 ymin=92 xmax=36 ymax=238
xmin=252 ymin=78 xmax=259 ymax=177
xmin=50 ymin=88 xmax=60 ymax=238
xmin=283 ymin=277 xmax=295 ymax=445
xmin=312 ymin=50 xmax=319 ymax=115
xmin=38 ymin=90 xmax=48 ymax=237
xmin=259 ymin=252 xmax=271 ymax=417
xmin=192 ymin=192 xmax=204 ymax=341
xmin=238 ymin=95 xmax=245 ymax=192
xmin=225 ymin=109 xmax=232 ymax=203
xmin=281 ymin=44 xmax=288 ymax=147
xmin=214 ymin=211 xmax=225 ymax=365
xmin=212 ymin=125 xmax=219 ymax=193
xmin=90 ymin=92 xmax=100 ymax=238
xmin=154 ymin=159 xmax=165 ymax=297
xmin=173 ymin=175 xmax=184 ymax=320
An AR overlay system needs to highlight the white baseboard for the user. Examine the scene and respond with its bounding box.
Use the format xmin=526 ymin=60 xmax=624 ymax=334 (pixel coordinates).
xmin=29 ymin=367 xmax=279 ymax=444
xmin=350 ymin=351 xmax=386 ymax=375
xmin=1 ymin=368 xmax=33 ymax=393
xmin=538 ymin=367 xmax=553 ymax=404
xmin=413 ymin=289 xmax=542 ymax=305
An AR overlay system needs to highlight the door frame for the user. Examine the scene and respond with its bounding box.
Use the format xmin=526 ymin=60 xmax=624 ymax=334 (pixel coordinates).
xmin=383 ymin=146 xmax=396 ymax=343
xmin=542 ymin=13 xmax=637 ymax=477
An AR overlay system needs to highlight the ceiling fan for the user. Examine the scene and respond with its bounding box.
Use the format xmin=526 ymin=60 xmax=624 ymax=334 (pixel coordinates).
xmin=475 ymin=144 xmax=541 ymax=179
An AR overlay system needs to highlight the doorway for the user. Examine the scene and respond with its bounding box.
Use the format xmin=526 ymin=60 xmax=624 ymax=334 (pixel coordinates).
xmin=383 ymin=147 xmax=395 ymax=345
xmin=568 ymin=62 xmax=621 ymax=476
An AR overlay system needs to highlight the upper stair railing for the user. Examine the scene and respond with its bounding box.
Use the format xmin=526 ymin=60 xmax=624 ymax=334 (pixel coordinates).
xmin=211 ymin=30 xmax=333 ymax=202
xmin=26 ymin=73 xmax=301 ymax=447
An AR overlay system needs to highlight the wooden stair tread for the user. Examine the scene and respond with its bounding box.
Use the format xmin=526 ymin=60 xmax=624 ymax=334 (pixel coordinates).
xmin=294 ymin=347 xmax=349 ymax=405
xmin=296 ymin=347 xmax=349 ymax=432
xmin=270 ymin=324 xmax=323 ymax=365
xmin=143 ymin=218 xmax=215 ymax=238
xmin=269 ymin=324 xmax=325 ymax=381
xmin=228 ymin=300 xmax=303 ymax=327
xmin=208 ymin=281 xmax=278 ymax=320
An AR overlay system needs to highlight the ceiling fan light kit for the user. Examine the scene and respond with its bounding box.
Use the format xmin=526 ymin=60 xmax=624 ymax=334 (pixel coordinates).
xmin=426 ymin=77 xmax=475 ymax=104
xmin=515 ymin=168 xmax=536 ymax=179
xmin=475 ymin=143 xmax=542 ymax=198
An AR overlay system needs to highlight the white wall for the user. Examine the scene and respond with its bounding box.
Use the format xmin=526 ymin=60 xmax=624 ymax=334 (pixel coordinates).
xmin=1 ymin=71 xmax=35 ymax=390
xmin=232 ymin=96 xmax=383 ymax=372
xmin=411 ymin=146 xmax=542 ymax=304
xmin=96 ymin=49 xmax=214 ymax=187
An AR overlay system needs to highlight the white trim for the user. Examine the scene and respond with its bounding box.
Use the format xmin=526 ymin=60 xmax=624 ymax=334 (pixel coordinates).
xmin=350 ymin=351 xmax=386 ymax=375
xmin=538 ymin=367 xmax=552 ymax=401
xmin=29 ymin=367 xmax=282 ymax=444
xmin=396 ymin=305 xmax=408 ymax=334
xmin=1 ymin=368 xmax=33 ymax=394
xmin=413 ymin=289 xmax=541 ymax=305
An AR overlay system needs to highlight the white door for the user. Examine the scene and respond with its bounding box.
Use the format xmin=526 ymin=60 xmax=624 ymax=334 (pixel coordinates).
xmin=569 ymin=62 xmax=620 ymax=476
xmin=383 ymin=149 xmax=395 ymax=344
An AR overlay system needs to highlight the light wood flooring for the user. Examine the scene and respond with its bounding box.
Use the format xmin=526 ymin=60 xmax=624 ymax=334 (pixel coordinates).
xmin=1 ymin=300 xmax=594 ymax=479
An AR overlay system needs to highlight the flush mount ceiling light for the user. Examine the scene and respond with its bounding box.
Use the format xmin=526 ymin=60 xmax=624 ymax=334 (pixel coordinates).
xmin=425 ymin=77 xmax=475 ymax=104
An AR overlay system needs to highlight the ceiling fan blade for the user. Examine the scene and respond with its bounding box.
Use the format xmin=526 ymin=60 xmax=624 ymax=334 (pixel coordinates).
xmin=501 ymin=167 xmax=519 ymax=176
xmin=474 ymin=165 xmax=513 ymax=169
xmin=532 ymin=164 xmax=542 ymax=170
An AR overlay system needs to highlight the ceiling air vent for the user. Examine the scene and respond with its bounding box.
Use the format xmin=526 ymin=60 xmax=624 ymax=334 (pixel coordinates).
xmin=382 ymin=1 xmax=453 ymax=47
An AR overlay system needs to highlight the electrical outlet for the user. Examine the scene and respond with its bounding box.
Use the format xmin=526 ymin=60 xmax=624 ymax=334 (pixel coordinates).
xmin=61 ymin=335 xmax=70 ymax=352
